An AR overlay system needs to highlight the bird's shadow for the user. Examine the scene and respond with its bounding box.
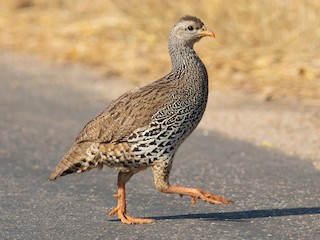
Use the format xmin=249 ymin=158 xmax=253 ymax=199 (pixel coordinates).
xmin=108 ymin=207 xmax=320 ymax=222
xmin=150 ymin=207 xmax=320 ymax=222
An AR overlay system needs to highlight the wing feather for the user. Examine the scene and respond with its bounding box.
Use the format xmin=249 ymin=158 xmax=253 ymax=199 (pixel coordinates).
xmin=75 ymin=77 xmax=173 ymax=144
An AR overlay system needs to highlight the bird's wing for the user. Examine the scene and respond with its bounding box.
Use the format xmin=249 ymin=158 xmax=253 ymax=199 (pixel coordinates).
xmin=75 ymin=77 xmax=173 ymax=144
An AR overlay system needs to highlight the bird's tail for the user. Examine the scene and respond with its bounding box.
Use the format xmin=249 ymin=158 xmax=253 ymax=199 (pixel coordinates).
xmin=49 ymin=142 xmax=103 ymax=181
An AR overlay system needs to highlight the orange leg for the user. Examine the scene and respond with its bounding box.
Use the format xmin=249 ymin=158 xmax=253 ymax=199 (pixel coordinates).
xmin=162 ymin=185 xmax=233 ymax=206
xmin=108 ymin=180 xmax=154 ymax=224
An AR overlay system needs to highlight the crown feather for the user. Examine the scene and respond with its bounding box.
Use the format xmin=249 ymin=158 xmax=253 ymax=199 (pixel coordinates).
xmin=178 ymin=15 xmax=204 ymax=26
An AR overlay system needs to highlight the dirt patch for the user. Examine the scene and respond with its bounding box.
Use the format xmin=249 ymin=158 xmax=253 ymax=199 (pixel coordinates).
xmin=1 ymin=0 xmax=320 ymax=102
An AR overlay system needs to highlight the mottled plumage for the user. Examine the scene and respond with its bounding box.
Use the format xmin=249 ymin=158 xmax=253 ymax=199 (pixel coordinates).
xmin=50 ymin=15 xmax=232 ymax=224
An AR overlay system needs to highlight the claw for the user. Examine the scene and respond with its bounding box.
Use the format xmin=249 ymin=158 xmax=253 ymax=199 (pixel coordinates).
xmin=109 ymin=206 xmax=120 ymax=216
xmin=113 ymin=193 xmax=120 ymax=198
xmin=191 ymin=196 xmax=197 ymax=206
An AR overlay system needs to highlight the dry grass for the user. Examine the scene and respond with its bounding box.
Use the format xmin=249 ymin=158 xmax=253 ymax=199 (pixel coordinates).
xmin=1 ymin=0 xmax=320 ymax=103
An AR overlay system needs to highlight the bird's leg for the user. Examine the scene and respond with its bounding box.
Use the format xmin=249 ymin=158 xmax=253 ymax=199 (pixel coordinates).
xmin=108 ymin=172 xmax=154 ymax=224
xmin=152 ymin=162 xmax=233 ymax=206
xmin=161 ymin=186 xmax=233 ymax=206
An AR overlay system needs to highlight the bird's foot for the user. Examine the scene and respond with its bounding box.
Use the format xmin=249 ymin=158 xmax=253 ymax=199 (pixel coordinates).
xmin=109 ymin=193 xmax=154 ymax=224
xmin=109 ymin=206 xmax=154 ymax=224
xmin=164 ymin=186 xmax=233 ymax=206
xmin=190 ymin=188 xmax=234 ymax=205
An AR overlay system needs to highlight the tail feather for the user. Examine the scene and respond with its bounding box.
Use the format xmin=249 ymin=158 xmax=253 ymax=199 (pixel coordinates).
xmin=49 ymin=142 xmax=102 ymax=181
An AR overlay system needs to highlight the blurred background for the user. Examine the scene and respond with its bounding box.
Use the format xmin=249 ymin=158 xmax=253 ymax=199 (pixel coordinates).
xmin=1 ymin=0 xmax=320 ymax=103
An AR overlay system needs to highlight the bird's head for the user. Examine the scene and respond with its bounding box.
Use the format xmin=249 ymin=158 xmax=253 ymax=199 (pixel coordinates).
xmin=169 ymin=15 xmax=215 ymax=47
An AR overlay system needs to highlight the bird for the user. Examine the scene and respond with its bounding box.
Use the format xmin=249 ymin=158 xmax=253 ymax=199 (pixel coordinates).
xmin=49 ymin=15 xmax=232 ymax=224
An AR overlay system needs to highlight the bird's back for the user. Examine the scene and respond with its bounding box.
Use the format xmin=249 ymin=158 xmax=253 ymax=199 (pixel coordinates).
xmin=76 ymin=77 xmax=174 ymax=144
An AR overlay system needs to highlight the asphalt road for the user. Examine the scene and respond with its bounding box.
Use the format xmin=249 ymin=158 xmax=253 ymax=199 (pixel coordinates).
xmin=1 ymin=51 xmax=319 ymax=240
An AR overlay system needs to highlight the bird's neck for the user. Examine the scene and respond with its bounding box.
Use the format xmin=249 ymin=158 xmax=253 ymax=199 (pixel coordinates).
xmin=169 ymin=43 xmax=207 ymax=77
xmin=168 ymin=42 xmax=208 ymax=110
xmin=169 ymin=43 xmax=208 ymax=89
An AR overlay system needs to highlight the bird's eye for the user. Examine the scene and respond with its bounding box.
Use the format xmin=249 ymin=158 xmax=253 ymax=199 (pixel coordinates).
xmin=187 ymin=26 xmax=194 ymax=31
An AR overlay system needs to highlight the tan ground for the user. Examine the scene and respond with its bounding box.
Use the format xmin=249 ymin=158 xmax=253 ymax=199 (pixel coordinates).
xmin=1 ymin=0 xmax=320 ymax=103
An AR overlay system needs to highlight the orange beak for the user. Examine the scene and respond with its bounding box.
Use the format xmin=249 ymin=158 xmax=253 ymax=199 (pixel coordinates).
xmin=200 ymin=28 xmax=215 ymax=38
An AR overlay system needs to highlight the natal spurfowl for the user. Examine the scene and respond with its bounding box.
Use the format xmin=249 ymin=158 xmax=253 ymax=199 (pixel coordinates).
xmin=50 ymin=15 xmax=232 ymax=224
